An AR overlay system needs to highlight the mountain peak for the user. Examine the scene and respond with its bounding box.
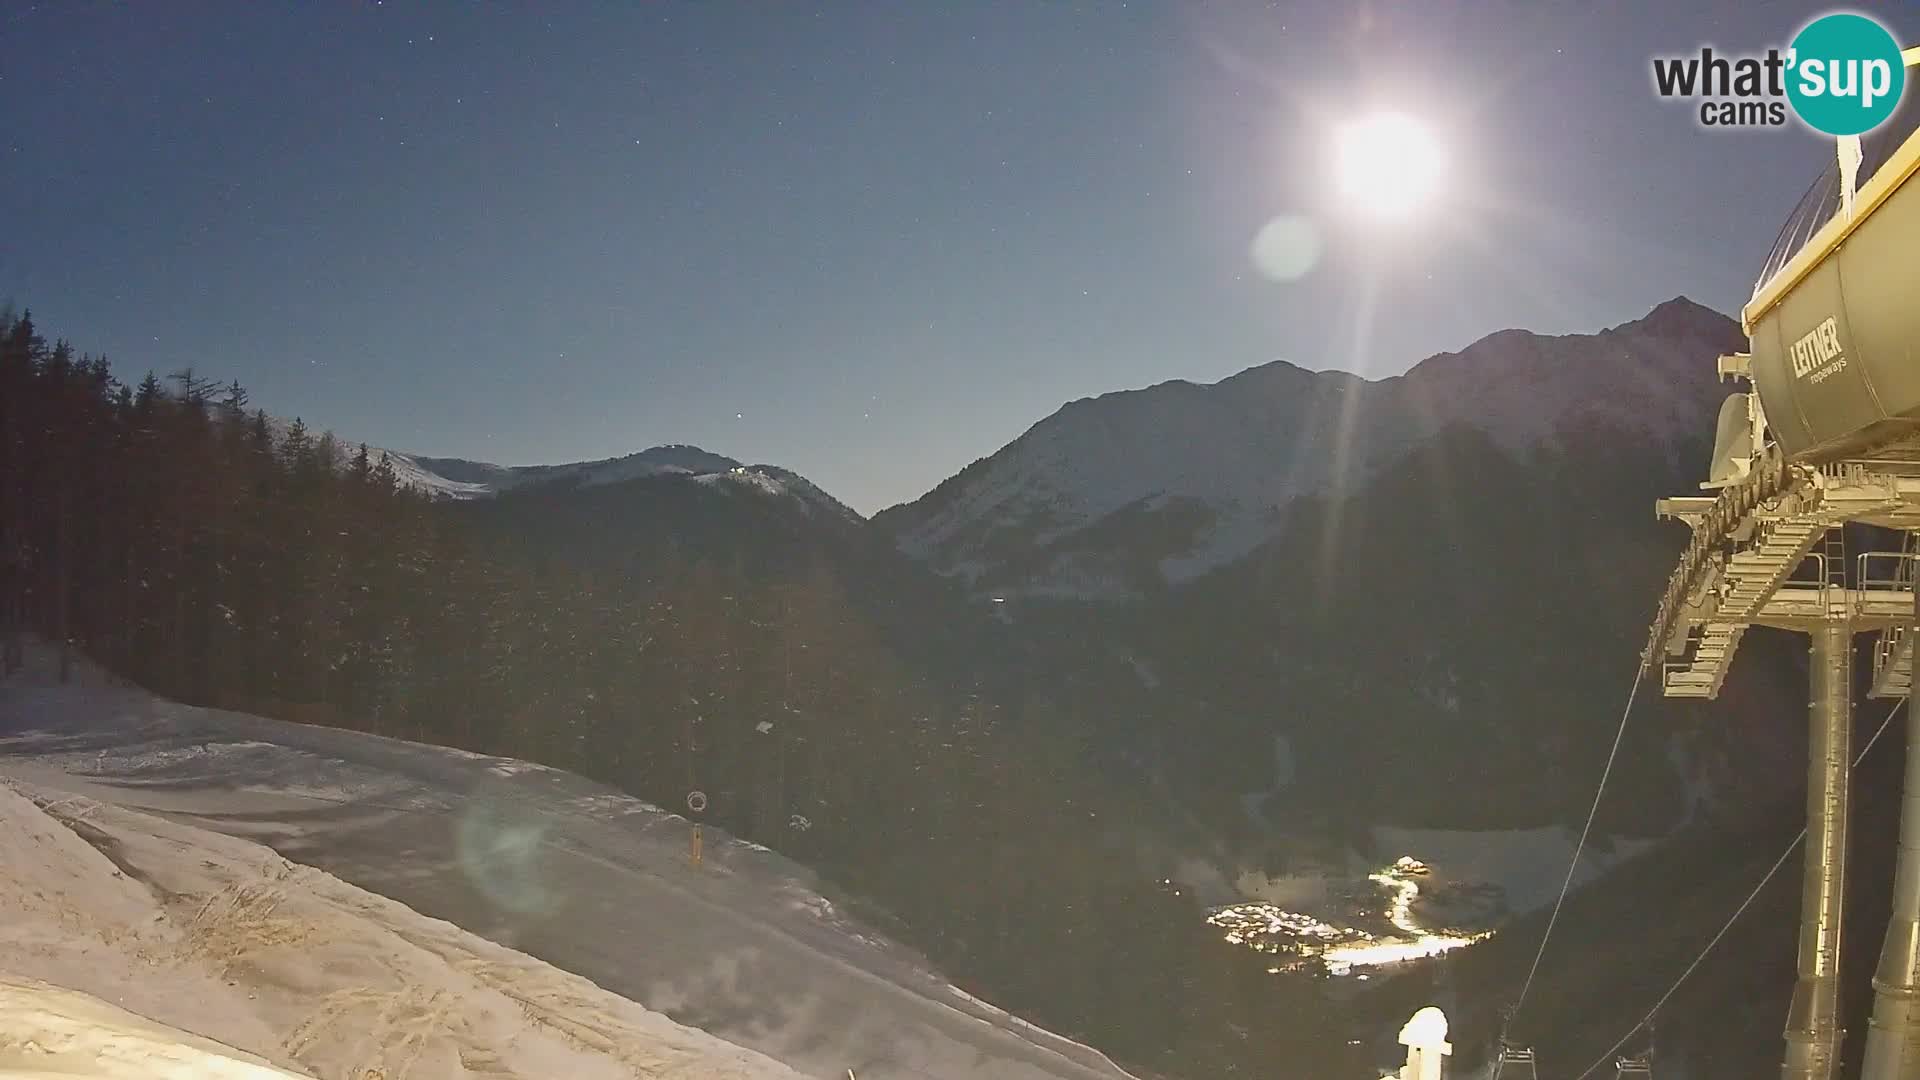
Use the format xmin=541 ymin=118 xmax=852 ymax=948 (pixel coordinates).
xmin=1618 ymin=295 xmax=1736 ymax=338
xmin=882 ymin=298 xmax=1744 ymax=599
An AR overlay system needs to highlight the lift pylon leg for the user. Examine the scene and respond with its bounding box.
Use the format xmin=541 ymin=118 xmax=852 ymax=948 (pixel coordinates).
xmin=1863 ymin=633 xmax=1920 ymax=1079
xmin=1785 ymin=621 xmax=1854 ymax=1080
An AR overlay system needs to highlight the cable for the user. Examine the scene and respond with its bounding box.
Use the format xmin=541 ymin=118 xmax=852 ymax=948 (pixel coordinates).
xmin=1566 ymin=695 xmax=1908 ymax=1080
xmin=1511 ymin=658 xmax=1650 ymax=1021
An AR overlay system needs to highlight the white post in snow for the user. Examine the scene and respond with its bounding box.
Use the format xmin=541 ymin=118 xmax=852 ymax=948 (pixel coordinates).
xmin=1397 ymin=1006 xmax=1452 ymax=1080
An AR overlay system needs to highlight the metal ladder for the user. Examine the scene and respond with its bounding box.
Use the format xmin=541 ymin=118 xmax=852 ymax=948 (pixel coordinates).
xmin=1822 ymin=526 xmax=1847 ymax=599
xmin=1869 ymin=529 xmax=1920 ymax=697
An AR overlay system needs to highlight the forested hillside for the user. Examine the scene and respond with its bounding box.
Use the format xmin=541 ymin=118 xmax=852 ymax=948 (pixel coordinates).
xmin=0 ymin=310 xmax=1368 ymax=1080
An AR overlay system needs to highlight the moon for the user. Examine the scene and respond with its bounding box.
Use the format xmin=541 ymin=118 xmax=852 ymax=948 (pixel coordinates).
xmin=1333 ymin=112 xmax=1446 ymax=222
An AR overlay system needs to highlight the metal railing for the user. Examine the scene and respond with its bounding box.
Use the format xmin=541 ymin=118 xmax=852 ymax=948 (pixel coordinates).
xmin=1867 ymin=535 xmax=1920 ymax=691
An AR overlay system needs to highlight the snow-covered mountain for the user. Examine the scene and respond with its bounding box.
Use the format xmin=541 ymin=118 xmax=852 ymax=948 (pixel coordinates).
xmin=874 ymin=297 xmax=1742 ymax=599
xmin=384 ymin=445 xmax=861 ymax=522
xmin=403 ymin=444 xmax=741 ymax=495
xmin=255 ymin=414 xmax=845 ymax=518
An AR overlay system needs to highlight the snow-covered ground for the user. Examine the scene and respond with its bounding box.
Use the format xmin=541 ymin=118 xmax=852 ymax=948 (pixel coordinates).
xmin=0 ymin=976 xmax=307 ymax=1078
xmin=0 ymin=645 xmax=1136 ymax=1080
xmin=0 ymin=777 xmax=795 ymax=1079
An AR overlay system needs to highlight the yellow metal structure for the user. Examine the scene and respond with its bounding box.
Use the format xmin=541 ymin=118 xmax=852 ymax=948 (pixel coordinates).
xmin=1650 ymin=47 xmax=1920 ymax=1080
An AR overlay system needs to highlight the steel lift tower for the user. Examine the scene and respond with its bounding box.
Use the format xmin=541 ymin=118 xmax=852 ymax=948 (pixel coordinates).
xmin=1647 ymin=57 xmax=1920 ymax=1080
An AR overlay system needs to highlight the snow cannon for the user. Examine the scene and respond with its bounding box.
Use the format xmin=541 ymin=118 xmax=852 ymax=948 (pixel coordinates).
xmin=1736 ymin=51 xmax=1920 ymax=468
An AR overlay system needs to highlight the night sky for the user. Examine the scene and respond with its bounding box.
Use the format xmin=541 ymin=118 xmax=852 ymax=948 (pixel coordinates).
xmin=5 ymin=2 xmax=1911 ymax=513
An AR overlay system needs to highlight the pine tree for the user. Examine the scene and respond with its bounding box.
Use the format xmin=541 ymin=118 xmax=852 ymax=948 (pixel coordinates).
xmin=169 ymin=367 xmax=217 ymax=406
xmin=314 ymin=431 xmax=342 ymax=474
xmin=134 ymin=371 xmax=162 ymax=412
xmin=279 ymin=417 xmax=312 ymax=474
xmin=0 ymin=313 xmax=42 ymax=673
xmin=369 ymin=451 xmax=399 ymax=493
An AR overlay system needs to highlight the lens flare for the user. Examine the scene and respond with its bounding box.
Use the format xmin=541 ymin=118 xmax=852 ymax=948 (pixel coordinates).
xmin=1250 ymin=215 xmax=1323 ymax=282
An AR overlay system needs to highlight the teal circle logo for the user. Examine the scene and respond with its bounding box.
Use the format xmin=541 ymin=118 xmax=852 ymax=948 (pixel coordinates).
xmin=1786 ymin=13 xmax=1906 ymax=136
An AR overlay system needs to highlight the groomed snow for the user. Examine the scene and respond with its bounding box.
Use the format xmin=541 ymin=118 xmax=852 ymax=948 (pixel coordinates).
xmin=0 ymin=775 xmax=805 ymax=1079
xmin=0 ymin=976 xmax=307 ymax=1078
xmin=0 ymin=643 xmax=1137 ymax=1080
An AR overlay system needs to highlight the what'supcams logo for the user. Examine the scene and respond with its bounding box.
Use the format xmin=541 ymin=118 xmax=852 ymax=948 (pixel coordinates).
xmin=1651 ymin=12 xmax=1906 ymax=135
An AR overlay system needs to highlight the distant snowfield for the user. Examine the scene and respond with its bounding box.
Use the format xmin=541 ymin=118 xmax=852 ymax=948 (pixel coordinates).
xmin=0 ymin=646 xmax=1135 ymax=1080
xmin=377 ymin=444 xmax=863 ymax=521
xmin=253 ymin=414 xmax=861 ymax=519
xmin=1226 ymin=826 xmax=1655 ymax=922
xmin=1370 ymin=825 xmax=1656 ymax=918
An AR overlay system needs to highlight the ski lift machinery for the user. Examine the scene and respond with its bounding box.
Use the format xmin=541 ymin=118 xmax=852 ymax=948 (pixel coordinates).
xmin=1745 ymin=51 xmax=1920 ymax=468
xmin=1646 ymin=45 xmax=1920 ymax=1080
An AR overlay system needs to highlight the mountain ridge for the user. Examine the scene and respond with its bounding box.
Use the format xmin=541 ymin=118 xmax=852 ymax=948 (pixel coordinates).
xmin=874 ymin=295 xmax=1742 ymax=598
xmin=381 ymin=443 xmax=863 ymax=522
